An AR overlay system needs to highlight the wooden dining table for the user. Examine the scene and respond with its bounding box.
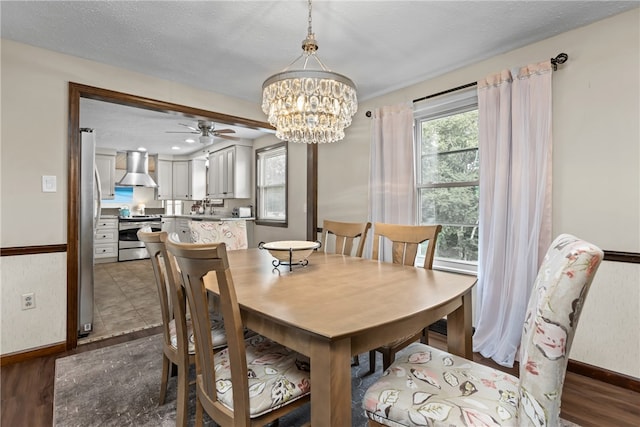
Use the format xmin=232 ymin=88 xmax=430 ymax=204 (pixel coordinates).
xmin=204 ymin=248 xmax=477 ymax=427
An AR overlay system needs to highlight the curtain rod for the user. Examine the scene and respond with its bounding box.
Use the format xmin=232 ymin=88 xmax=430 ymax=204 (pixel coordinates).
xmin=365 ymin=53 xmax=568 ymax=117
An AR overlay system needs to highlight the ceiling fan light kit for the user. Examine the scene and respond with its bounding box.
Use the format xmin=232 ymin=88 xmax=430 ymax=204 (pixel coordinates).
xmin=165 ymin=120 xmax=237 ymax=146
xmin=261 ymin=0 xmax=357 ymax=144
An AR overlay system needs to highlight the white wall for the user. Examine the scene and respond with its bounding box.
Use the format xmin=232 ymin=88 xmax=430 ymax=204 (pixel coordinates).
xmin=0 ymin=253 xmax=67 ymax=353
xmin=318 ymin=9 xmax=640 ymax=377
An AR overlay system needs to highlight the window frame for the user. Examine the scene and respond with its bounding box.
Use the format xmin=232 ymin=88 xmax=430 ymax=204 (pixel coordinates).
xmin=414 ymin=88 xmax=479 ymax=274
xmin=255 ymin=142 xmax=288 ymax=227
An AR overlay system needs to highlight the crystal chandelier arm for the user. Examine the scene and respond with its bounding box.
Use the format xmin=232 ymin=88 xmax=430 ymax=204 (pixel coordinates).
xmin=280 ymin=50 xmax=330 ymax=72
xmin=281 ymin=53 xmax=305 ymax=72
xmin=310 ymin=54 xmax=330 ymax=71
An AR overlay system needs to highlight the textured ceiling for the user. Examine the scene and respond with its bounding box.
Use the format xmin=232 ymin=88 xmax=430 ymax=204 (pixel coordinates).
xmin=2 ymin=1 xmax=637 ymax=155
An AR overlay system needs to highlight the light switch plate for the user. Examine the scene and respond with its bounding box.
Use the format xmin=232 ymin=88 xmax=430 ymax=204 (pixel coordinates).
xmin=42 ymin=175 xmax=57 ymax=192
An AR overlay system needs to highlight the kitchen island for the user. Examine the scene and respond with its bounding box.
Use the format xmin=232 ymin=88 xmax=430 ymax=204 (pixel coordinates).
xmin=161 ymin=215 xmax=255 ymax=247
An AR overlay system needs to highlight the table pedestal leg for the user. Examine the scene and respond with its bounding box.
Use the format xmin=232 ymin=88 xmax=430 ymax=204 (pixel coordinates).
xmin=446 ymin=289 xmax=473 ymax=359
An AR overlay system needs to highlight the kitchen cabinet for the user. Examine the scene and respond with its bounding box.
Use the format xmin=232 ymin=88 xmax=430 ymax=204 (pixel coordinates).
xmin=156 ymin=159 xmax=173 ymax=200
xmin=207 ymin=145 xmax=251 ymax=199
xmin=176 ymin=218 xmax=192 ymax=243
xmin=173 ymin=159 xmax=206 ymax=200
xmin=94 ymin=217 xmax=118 ymax=263
xmin=95 ymin=154 xmax=116 ymax=199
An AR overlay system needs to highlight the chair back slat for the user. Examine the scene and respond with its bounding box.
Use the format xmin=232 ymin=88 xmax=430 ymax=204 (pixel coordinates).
xmin=321 ymin=219 xmax=371 ymax=257
xmin=372 ymin=223 xmax=442 ymax=269
xmin=166 ymin=239 xmax=251 ymax=425
xmin=138 ymin=230 xmax=189 ymax=358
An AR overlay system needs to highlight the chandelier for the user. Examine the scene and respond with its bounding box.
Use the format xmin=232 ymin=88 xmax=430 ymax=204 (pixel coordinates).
xmin=262 ymin=0 xmax=357 ymax=144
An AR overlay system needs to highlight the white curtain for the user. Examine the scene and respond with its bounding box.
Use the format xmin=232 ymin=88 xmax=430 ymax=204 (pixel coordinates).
xmin=368 ymin=103 xmax=415 ymax=260
xmin=473 ymin=61 xmax=553 ymax=367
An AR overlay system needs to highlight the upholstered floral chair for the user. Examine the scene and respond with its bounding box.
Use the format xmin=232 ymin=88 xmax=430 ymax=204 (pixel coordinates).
xmin=363 ymin=233 xmax=604 ymax=427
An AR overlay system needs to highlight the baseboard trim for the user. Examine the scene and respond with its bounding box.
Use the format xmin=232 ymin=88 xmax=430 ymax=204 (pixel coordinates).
xmin=567 ymin=359 xmax=640 ymax=393
xmin=1 ymin=326 xmax=165 ymax=366
xmin=1 ymin=341 xmax=67 ymax=366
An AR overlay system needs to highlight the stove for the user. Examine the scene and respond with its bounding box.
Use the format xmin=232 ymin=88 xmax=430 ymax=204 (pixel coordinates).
xmin=118 ymin=214 xmax=162 ymax=222
xmin=118 ymin=215 xmax=162 ymax=261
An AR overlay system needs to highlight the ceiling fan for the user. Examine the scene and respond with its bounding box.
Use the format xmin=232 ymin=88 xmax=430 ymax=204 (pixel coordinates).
xmin=166 ymin=120 xmax=239 ymax=144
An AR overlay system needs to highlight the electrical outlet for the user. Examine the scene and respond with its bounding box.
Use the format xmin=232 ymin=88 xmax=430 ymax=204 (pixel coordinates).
xmin=21 ymin=292 xmax=36 ymax=310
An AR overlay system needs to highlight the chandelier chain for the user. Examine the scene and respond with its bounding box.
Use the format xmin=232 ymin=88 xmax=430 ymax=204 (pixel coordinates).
xmin=307 ymin=0 xmax=313 ymax=37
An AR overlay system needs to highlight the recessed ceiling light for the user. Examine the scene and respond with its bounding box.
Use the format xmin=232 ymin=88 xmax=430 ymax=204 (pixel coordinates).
xmin=171 ymin=146 xmax=181 ymax=150
xmin=185 ymin=138 xmax=196 ymax=144
xmin=137 ymin=147 xmax=147 ymax=152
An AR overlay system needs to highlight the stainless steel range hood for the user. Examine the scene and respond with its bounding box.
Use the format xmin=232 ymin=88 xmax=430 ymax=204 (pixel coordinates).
xmin=116 ymin=151 xmax=157 ymax=187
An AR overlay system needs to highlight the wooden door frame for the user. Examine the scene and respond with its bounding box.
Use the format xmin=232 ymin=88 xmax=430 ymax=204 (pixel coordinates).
xmin=66 ymin=82 xmax=287 ymax=349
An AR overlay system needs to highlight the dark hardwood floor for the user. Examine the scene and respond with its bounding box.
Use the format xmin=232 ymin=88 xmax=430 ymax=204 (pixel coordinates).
xmin=2 ymin=329 xmax=639 ymax=427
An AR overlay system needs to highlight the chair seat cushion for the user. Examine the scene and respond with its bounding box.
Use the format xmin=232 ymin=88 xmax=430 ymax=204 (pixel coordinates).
xmin=169 ymin=312 xmax=227 ymax=353
xmin=363 ymin=342 xmax=519 ymax=426
xmin=212 ymin=334 xmax=311 ymax=418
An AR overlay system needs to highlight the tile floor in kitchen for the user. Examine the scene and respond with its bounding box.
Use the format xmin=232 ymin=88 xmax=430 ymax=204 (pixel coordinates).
xmin=78 ymin=259 xmax=161 ymax=345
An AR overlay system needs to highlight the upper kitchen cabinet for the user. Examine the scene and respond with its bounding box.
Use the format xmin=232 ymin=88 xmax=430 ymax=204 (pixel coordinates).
xmin=173 ymin=159 xmax=206 ymax=200
xmin=95 ymin=153 xmax=116 ymax=199
xmin=207 ymin=145 xmax=251 ymax=199
xmin=156 ymin=159 xmax=173 ymax=200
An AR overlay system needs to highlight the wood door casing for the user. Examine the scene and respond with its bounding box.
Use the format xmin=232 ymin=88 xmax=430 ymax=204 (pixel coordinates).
xmin=66 ymin=82 xmax=279 ymax=350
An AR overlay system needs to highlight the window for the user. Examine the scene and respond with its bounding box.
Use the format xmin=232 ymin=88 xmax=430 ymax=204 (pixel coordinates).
xmin=415 ymin=89 xmax=479 ymax=273
xmin=111 ymin=186 xmax=133 ymax=204
xmin=255 ymin=142 xmax=287 ymax=226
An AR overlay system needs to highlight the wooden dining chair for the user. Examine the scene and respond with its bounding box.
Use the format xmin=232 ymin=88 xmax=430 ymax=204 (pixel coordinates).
xmin=320 ymin=219 xmax=371 ymax=257
xmin=321 ymin=219 xmax=371 ymax=366
xmin=363 ymin=234 xmax=604 ymax=427
xmin=165 ymin=238 xmax=311 ymax=427
xmin=368 ymin=222 xmax=442 ymax=374
xmin=137 ymin=229 xmax=227 ymax=427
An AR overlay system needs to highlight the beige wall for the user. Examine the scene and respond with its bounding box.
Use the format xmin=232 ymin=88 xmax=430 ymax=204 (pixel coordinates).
xmin=2 ymin=9 xmax=639 ymax=377
xmin=319 ymin=9 xmax=640 ymax=377
xmin=0 ymin=39 xmax=304 ymax=354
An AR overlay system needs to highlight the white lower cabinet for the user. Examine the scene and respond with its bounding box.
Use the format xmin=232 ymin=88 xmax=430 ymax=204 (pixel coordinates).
xmin=95 ymin=217 xmax=118 ymax=263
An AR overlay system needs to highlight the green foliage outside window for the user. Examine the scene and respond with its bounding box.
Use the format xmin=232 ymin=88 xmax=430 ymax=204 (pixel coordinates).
xmin=418 ymin=109 xmax=479 ymax=262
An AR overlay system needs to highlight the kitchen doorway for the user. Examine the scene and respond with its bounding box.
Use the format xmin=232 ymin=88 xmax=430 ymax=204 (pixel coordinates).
xmin=68 ymin=82 xmax=274 ymax=349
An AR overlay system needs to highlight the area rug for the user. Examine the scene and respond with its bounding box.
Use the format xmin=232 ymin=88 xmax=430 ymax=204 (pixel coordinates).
xmin=53 ymin=334 xmax=375 ymax=426
xmin=54 ymin=334 xmax=581 ymax=426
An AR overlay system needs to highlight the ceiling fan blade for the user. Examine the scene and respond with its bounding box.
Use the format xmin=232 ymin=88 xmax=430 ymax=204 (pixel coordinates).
xmin=217 ymin=134 xmax=241 ymax=141
xmin=165 ymin=130 xmax=200 ymax=134
xmin=179 ymin=123 xmax=200 ymax=132
xmin=214 ymin=129 xmax=236 ymax=134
